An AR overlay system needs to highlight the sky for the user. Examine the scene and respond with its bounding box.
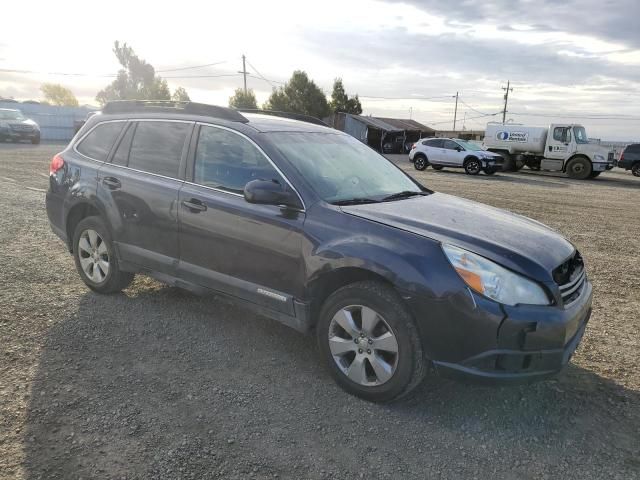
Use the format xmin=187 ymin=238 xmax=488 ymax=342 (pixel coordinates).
xmin=1 ymin=0 xmax=640 ymax=140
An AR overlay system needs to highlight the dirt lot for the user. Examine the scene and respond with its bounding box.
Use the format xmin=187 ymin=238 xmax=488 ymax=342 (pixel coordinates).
xmin=0 ymin=143 xmax=639 ymax=479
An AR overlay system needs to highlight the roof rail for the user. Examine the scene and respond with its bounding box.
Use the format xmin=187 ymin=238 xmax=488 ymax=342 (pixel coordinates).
xmin=237 ymin=108 xmax=328 ymax=127
xmin=102 ymin=100 xmax=249 ymax=123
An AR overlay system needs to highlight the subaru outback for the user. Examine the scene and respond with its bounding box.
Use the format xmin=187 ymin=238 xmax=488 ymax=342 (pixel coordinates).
xmin=46 ymin=101 xmax=592 ymax=402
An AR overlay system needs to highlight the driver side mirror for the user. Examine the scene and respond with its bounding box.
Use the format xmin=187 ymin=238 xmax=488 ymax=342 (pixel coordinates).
xmin=244 ymin=179 xmax=301 ymax=210
xmin=455 ymin=146 xmax=462 ymax=152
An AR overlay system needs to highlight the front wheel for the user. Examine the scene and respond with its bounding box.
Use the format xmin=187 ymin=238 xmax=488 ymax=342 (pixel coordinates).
xmin=566 ymin=157 xmax=592 ymax=180
xmin=413 ymin=155 xmax=428 ymax=171
xmin=464 ymin=158 xmax=482 ymax=175
xmin=632 ymin=163 xmax=640 ymax=177
xmin=73 ymin=216 xmax=134 ymax=293
xmin=317 ymin=281 xmax=426 ymax=403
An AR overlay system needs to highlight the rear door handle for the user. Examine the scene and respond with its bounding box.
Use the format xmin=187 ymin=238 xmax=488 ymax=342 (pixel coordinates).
xmin=102 ymin=177 xmax=121 ymax=190
xmin=182 ymin=198 xmax=207 ymax=212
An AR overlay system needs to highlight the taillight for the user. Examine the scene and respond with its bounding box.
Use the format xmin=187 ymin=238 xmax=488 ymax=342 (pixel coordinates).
xmin=49 ymin=154 xmax=64 ymax=175
xmin=619 ymin=151 xmax=624 ymax=162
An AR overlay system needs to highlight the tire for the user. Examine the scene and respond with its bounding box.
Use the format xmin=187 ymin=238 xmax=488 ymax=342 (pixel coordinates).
xmin=413 ymin=155 xmax=428 ymax=171
xmin=464 ymin=158 xmax=482 ymax=175
xmin=566 ymin=156 xmax=592 ymax=180
xmin=632 ymin=163 xmax=640 ymax=177
xmin=31 ymin=134 xmax=40 ymax=145
xmin=484 ymin=167 xmax=496 ymax=175
xmin=588 ymin=171 xmax=601 ymax=178
xmin=514 ymin=158 xmax=525 ymax=171
xmin=317 ymin=281 xmax=426 ymax=403
xmin=431 ymin=165 xmax=444 ymax=171
xmin=500 ymin=152 xmax=515 ymax=171
xmin=72 ymin=216 xmax=134 ymax=294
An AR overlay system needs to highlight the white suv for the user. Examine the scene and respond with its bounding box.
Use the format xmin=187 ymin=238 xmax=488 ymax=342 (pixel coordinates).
xmin=409 ymin=138 xmax=504 ymax=175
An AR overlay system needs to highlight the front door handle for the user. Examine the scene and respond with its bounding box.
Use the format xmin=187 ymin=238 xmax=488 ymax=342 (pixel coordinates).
xmin=182 ymin=198 xmax=207 ymax=212
xmin=102 ymin=177 xmax=121 ymax=190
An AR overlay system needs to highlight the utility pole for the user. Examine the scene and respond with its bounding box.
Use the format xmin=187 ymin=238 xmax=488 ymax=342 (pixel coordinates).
xmin=238 ymin=55 xmax=248 ymax=94
xmin=502 ymin=80 xmax=513 ymax=124
xmin=453 ymin=91 xmax=459 ymax=131
xmin=409 ymin=106 xmax=413 ymax=120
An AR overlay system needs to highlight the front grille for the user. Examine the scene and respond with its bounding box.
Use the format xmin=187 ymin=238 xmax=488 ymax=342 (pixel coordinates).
xmin=554 ymin=251 xmax=586 ymax=306
xmin=9 ymin=123 xmax=33 ymax=132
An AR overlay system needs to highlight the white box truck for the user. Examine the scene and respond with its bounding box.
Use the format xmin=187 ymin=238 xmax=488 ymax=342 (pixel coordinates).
xmin=483 ymin=123 xmax=615 ymax=179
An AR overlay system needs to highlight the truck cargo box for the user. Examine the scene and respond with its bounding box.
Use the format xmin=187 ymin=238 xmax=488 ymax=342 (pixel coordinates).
xmin=484 ymin=123 xmax=548 ymax=154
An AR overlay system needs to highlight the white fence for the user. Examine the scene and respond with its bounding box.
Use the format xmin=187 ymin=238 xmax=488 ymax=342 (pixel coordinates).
xmin=0 ymin=102 xmax=97 ymax=141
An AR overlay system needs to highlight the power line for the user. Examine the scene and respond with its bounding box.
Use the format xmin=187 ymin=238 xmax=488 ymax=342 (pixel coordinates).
xmin=359 ymin=95 xmax=453 ymax=101
xmin=162 ymin=73 xmax=241 ymax=79
xmin=509 ymin=111 xmax=640 ymax=121
xmin=156 ymin=61 xmax=226 ymax=73
xmin=246 ymin=58 xmax=276 ymax=88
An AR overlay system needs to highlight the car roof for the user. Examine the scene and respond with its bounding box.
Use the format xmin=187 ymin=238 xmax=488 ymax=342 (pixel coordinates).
xmin=95 ymin=101 xmax=336 ymax=135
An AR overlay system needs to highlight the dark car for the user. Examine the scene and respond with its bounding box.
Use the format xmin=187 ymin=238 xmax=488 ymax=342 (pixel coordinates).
xmin=46 ymin=101 xmax=592 ymax=402
xmin=0 ymin=108 xmax=40 ymax=144
xmin=618 ymin=144 xmax=640 ymax=176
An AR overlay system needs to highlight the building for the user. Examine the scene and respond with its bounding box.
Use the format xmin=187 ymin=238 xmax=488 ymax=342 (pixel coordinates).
xmin=433 ymin=129 xmax=485 ymax=141
xmin=327 ymin=112 xmax=435 ymax=153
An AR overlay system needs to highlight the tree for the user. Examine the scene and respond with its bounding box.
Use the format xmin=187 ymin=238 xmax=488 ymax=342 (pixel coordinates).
xmin=172 ymin=87 xmax=190 ymax=102
xmin=329 ymin=78 xmax=362 ymax=115
xmin=228 ymin=88 xmax=257 ymax=109
xmin=263 ymin=70 xmax=330 ymax=119
xmin=96 ymin=41 xmax=189 ymax=105
xmin=40 ymin=83 xmax=79 ymax=107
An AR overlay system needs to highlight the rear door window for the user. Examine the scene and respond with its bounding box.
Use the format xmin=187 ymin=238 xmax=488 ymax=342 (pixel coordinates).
xmin=111 ymin=123 xmax=135 ymax=166
xmin=424 ymin=139 xmax=443 ymax=148
xmin=128 ymin=121 xmax=190 ymax=178
xmin=76 ymin=121 xmax=125 ymax=161
xmin=193 ymin=125 xmax=284 ymax=193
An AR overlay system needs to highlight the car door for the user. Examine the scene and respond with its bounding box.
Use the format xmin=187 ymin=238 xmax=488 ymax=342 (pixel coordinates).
xmin=423 ymin=139 xmax=444 ymax=164
xmin=177 ymin=123 xmax=305 ymax=316
xmin=97 ymin=119 xmax=193 ymax=274
xmin=442 ymin=140 xmax=465 ymax=166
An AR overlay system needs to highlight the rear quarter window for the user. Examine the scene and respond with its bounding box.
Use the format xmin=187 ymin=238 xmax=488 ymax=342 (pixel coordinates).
xmin=76 ymin=122 xmax=125 ymax=161
xmin=624 ymin=144 xmax=640 ymax=154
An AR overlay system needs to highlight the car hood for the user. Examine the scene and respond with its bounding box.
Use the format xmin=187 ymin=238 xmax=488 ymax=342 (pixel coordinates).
xmin=341 ymin=193 xmax=574 ymax=282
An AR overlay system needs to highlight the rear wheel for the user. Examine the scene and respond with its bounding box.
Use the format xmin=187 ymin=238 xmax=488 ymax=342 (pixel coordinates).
xmin=73 ymin=216 xmax=134 ymax=293
xmin=413 ymin=155 xmax=428 ymax=171
xmin=499 ymin=152 xmax=515 ymax=171
xmin=566 ymin=156 xmax=592 ymax=180
xmin=431 ymin=165 xmax=444 ymax=171
xmin=632 ymin=163 xmax=640 ymax=177
xmin=464 ymin=158 xmax=482 ymax=175
xmin=31 ymin=134 xmax=40 ymax=145
xmin=317 ymin=281 xmax=426 ymax=403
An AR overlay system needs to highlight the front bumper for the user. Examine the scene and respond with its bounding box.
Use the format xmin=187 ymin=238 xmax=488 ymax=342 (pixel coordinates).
xmin=432 ymin=279 xmax=593 ymax=384
xmin=481 ymin=157 xmax=504 ymax=170
xmin=0 ymin=129 xmax=39 ymax=141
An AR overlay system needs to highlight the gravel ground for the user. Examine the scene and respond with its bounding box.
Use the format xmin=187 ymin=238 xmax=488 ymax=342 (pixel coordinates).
xmin=0 ymin=144 xmax=638 ymax=480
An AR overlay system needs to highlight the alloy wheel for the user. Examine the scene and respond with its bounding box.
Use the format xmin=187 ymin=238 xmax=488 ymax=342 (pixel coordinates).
xmin=78 ymin=229 xmax=110 ymax=283
xmin=466 ymin=160 xmax=481 ymax=174
xmin=328 ymin=305 xmax=399 ymax=386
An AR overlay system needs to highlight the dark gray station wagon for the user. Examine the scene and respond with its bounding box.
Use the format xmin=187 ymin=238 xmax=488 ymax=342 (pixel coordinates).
xmin=46 ymin=101 xmax=592 ymax=402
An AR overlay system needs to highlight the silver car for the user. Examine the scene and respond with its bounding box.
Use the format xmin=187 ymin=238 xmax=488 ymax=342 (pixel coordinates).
xmin=409 ymin=138 xmax=503 ymax=175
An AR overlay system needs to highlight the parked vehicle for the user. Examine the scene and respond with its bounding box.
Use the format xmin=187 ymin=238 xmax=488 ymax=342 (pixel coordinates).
xmin=483 ymin=122 xmax=614 ymax=179
xmin=617 ymin=144 xmax=640 ymax=177
xmin=409 ymin=138 xmax=504 ymax=175
xmin=46 ymin=101 xmax=592 ymax=402
xmin=0 ymin=108 xmax=40 ymax=144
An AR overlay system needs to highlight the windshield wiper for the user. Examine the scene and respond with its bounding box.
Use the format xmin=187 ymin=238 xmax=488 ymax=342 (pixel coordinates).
xmin=332 ymin=197 xmax=381 ymax=206
xmin=381 ymin=190 xmax=428 ymax=202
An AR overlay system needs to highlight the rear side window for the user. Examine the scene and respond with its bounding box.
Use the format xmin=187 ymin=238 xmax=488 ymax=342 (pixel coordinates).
xmin=424 ymin=139 xmax=442 ymax=148
xmin=194 ymin=125 xmax=283 ymax=193
xmin=112 ymin=123 xmax=135 ymax=166
xmin=128 ymin=121 xmax=190 ymax=178
xmin=625 ymin=144 xmax=640 ymax=154
xmin=76 ymin=122 xmax=124 ymax=161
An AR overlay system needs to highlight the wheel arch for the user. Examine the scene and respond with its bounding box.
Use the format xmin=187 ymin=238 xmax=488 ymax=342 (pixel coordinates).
xmin=463 ymin=155 xmax=479 ymax=165
xmin=563 ymin=154 xmax=591 ymax=172
xmin=306 ymin=267 xmax=397 ymax=330
xmin=65 ymin=202 xmax=104 ymax=252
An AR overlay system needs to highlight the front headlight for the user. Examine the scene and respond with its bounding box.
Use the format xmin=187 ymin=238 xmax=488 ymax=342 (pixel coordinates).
xmin=593 ymin=154 xmax=605 ymax=161
xmin=442 ymin=244 xmax=550 ymax=306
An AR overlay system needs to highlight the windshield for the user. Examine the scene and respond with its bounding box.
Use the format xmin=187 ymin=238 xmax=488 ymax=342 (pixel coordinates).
xmin=456 ymin=140 xmax=483 ymax=151
xmin=0 ymin=110 xmax=25 ymax=121
xmin=269 ymin=132 xmax=423 ymax=203
xmin=573 ymin=126 xmax=589 ymax=144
